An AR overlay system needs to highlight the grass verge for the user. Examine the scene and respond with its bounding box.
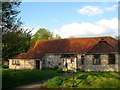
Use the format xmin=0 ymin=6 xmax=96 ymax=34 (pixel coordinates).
xmin=2 ymin=68 xmax=58 ymax=89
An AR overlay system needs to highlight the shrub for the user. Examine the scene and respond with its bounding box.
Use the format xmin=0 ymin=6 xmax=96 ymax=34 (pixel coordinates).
xmin=54 ymin=66 xmax=58 ymax=70
xmin=42 ymin=67 xmax=54 ymax=70
xmin=2 ymin=65 xmax=9 ymax=68
xmin=57 ymin=67 xmax=63 ymax=73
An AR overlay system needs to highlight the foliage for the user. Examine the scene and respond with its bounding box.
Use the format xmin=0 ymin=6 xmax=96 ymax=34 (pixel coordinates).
xmin=2 ymin=29 xmax=32 ymax=60
xmin=2 ymin=65 xmax=9 ymax=68
xmin=2 ymin=0 xmax=22 ymax=34
xmin=42 ymin=67 xmax=55 ymax=70
xmin=2 ymin=68 xmax=59 ymax=89
xmin=41 ymin=72 xmax=120 ymax=88
xmin=54 ymin=34 xmax=61 ymax=39
xmin=31 ymin=28 xmax=53 ymax=42
xmin=68 ymin=36 xmax=76 ymax=38
xmin=31 ymin=28 xmax=61 ymax=44
xmin=2 ymin=1 xmax=32 ymax=60
xmin=57 ymin=67 xmax=63 ymax=73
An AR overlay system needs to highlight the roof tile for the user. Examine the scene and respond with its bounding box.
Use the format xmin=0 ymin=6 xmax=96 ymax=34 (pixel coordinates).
xmin=12 ymin=36 xmax=118 ymax=59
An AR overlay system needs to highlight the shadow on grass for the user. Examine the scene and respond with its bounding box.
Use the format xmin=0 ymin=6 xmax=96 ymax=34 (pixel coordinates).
xmin=74 ymin=74 xmax=88 ymax=87
xmin=74 ymin=72 xmax=120 ymax=87
xmin=89 ymin=72 xmax=120 ymax=80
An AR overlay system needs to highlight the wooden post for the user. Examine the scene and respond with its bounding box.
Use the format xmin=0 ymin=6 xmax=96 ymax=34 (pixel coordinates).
xmin=40 ymin=60 xmax=42 ymax=70
xmin=65 ymin=58 xmax=68 ymax=76
xmin=66 ymin=59 xmax=68 ymax=71
xmin=72 ymin=61 xmax=75 ymax=87
xmin=74 ymin=57 xmax=77 ymax=72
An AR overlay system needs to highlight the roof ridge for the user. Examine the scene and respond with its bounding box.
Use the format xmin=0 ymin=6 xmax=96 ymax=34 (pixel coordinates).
xmin=34 ymin=36 xmax=114 ymax=42
xmin=33 ymin=40 xmax=40 ymax=49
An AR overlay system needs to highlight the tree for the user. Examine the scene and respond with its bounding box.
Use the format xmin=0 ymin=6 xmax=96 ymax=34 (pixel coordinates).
xmin=54 ymin=34 xmax=61 ymax=39
xmin=2 ymin=28 xmax=32 ymax=60
xmin=2 ymin=1 xmax=22 ymax=34
xmin=68 ymin=36 xmax=75 ymax=38
xmin=33 ymin=28 xmax=53 ymax=40
xmin=31 ymin=28 xmax=61 ymax=44
xmin=2 ymin=1 xmax=32 ymax=60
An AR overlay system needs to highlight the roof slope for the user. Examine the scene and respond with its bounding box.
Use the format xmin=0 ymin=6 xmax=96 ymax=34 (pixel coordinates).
xmin=87 ymin=39 xmax=118 ymax=53
xmin=12 ymin=36 xmax=118 ymax=59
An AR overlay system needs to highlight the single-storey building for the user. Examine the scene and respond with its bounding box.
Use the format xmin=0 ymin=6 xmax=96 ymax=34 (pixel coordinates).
xmin=9 ymin=36 xmax=120 ymax=72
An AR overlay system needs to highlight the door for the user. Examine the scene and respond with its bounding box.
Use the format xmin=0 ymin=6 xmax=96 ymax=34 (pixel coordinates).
xmin=36 ymin=61 xmax=40 ymax=69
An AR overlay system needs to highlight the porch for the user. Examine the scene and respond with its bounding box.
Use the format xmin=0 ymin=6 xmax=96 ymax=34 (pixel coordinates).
xmin=61 ymin=54 xmax=78 ymax=72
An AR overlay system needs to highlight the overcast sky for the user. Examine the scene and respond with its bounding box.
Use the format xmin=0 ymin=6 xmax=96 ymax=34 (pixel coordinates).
xmin=18 ymin=2 xmax=118 ymax=38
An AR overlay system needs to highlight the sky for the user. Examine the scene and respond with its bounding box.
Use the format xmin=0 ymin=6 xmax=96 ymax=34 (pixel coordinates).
xmin=18 ymin=1 xmax=119 ymax=38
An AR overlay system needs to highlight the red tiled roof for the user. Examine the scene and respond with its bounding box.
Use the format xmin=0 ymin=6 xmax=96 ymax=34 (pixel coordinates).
xmin=12 ymin=36 xmax=118 ymax=59
xmin=87 ymin=39 xmax=118 ymax=53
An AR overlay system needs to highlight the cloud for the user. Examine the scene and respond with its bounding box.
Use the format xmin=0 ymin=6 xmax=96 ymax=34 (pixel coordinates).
xmin=105 ymin=4 xmax=118 ymax=11
xmin=54 ymin=17 xmax=118 ymax=38
xmin=78 ymin=5 xmax=103 ymax=16
xmin=78 ymin=4 xmax=118 ymax=16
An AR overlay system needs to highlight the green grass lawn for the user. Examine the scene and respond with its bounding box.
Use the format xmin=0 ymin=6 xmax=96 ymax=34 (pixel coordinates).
xmin=41 ymin=72 xmax=120 ymax=88
xmin=2 ymin=68 xmax=59 ymax=89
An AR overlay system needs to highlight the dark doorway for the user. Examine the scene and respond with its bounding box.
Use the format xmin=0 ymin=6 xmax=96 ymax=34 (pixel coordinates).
xmin=36 ymin=61 xmax=40 ymax=69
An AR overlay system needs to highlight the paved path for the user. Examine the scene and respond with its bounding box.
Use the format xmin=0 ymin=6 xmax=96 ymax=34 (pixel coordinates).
xmin=15 ymin=79 xmax=48 ymax=88
xmin=14 ymin=72 xmax=74 ymax=89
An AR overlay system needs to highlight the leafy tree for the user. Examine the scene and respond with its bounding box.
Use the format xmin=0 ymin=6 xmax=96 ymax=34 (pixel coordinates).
xmin=2 ymin=1 xmax=32 ymax=60
xmin=68 ymin=36 xmax=75 ymax=38
xmin=2 ymin=29 xmax=32 ymax=60
xmin=31 ymin=28 xmax=61 ymax=44
xmin=33 ymin=28 xmax=53 ymax=40
xmin=54 ymin=34 xmax=61 ymax=39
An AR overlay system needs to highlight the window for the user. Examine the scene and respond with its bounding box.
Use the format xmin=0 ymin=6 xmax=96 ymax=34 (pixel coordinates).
xmin=48 ymin=61 xmax=50 ymax=64
xmin=108 ymin=54 xmax=115 ymax=64
xmin=60 ymin=54 xmax=74 ymax=58
xmin=58 ymin=63 xmax=61 ymax=66
xmin=93 ymin=54 xmax=100 ymax=65
xmin=81 ymin=55 xmax=85 ymax=65
xmin=42 ymin=59 xmax=45 ymax=64
xmin=12 ymin=60 xmax=20 ymax=65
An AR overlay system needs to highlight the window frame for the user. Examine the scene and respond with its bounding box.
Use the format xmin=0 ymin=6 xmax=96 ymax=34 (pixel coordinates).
xmin=93 ymin=54 xmax=101 ymax=65
xmin=12 ymin=60 xmax=20 ymax=65
xmin=81 ymin=55 xmax=85 ymax=65
xmin=108 ymin=54 xmax=116 ymax=64
xmin=42 ymin=59 xmax=45 ymax=64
